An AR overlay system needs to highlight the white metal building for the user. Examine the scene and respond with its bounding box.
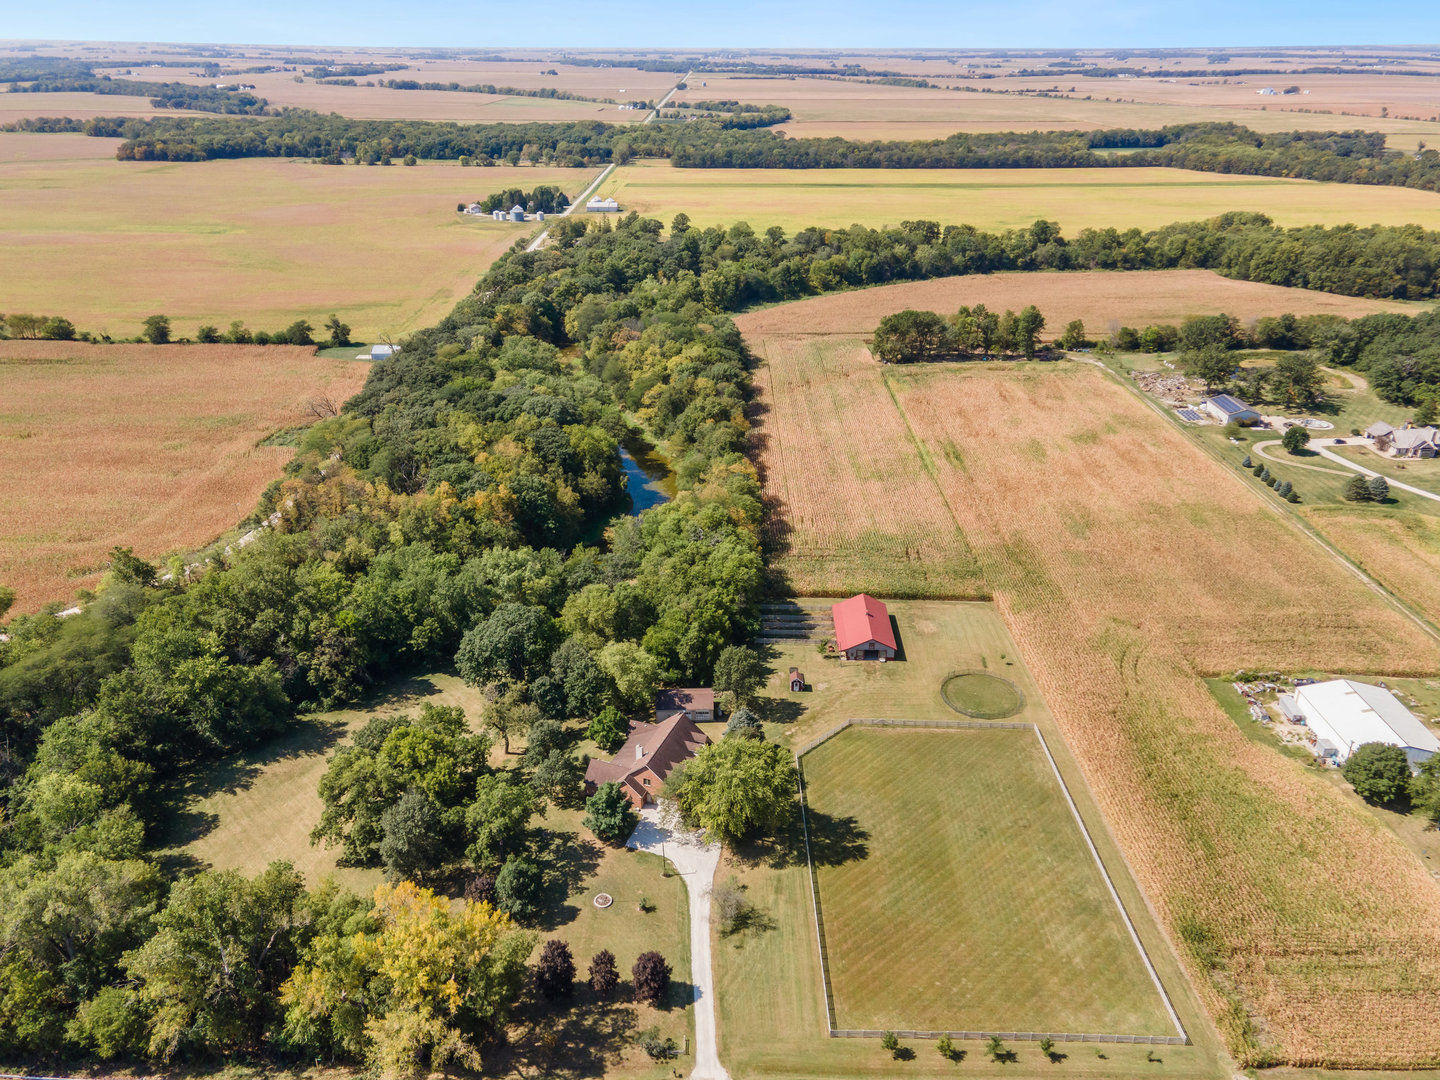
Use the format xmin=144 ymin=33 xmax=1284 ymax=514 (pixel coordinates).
xmin=1293 ymin=679 xmax=1440 ymax=767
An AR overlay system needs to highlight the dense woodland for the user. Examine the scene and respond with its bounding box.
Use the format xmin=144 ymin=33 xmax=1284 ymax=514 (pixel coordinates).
xmin=0 ymin=210 xmax=786 ymax=1072
xmin=5 ymin=112 xmax=1435 ymax=193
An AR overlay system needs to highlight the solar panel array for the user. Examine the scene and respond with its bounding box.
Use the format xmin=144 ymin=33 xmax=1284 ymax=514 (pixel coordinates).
xmin=1176 ymin=408 xmax=1202 ymax=422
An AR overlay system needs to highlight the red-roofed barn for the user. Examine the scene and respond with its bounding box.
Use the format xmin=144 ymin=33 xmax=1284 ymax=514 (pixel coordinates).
xmin=831 ymin=594 xmax=897 ymax=661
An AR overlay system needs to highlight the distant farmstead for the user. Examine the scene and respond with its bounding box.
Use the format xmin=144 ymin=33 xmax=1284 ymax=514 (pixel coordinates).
xmin=1366 ymin=421 xmax=1439 ymax=458
xmin=583 ymin=690 xmax=713 ymax=807
xmin=586 ymin=196 xmax=621 ymax=213
xmin=831 ymin=594 xmax=897 ymax=661
xmin=1294 ymin=679 xmax=1440 ymax=767
xmin=357 ymin=344 xmax=396 ymax=361
xmin=1202 ymin=394 xmax=1261 ymax=425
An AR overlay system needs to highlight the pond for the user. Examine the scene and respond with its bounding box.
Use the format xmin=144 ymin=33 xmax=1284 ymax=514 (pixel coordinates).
xmin=619 ymin=439 xmax=675 ymax=514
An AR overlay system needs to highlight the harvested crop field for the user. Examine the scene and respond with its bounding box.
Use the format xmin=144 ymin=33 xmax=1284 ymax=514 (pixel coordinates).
xmin=0 ymin=133 xmax=594 ymax=340
xmin=740 ymin=311 xmax=1440 ymax=1066
xmin=746 ymin=336 xmax=983 ymax=599
xmin=0 ymin=341 xmax=369 ymax=613
xmin=735 ymin=269 xmax=1420 ymax=341
xmin=1300 ymin=507 xmax=1440 ymax=628
xmin=599 ymin=160 xmax=1440 ymax=234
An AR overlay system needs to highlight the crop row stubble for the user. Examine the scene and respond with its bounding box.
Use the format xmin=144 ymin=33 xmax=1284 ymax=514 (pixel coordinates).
xmin=886 ymin=362 xmax=1440 ymax=1067
xmin=746 ymin=334 xmax=985 ymax=600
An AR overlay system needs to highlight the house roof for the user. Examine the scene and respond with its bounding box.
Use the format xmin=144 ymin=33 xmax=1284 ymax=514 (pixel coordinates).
xmin=1203 ymin=394 xmax=1257 ymax=417
xmin=831 ymin=593 xmax=897 ymax=652
xmin=1294 ymin=679 xmax=1440 ymax=755
xmin=655 ymin=687 xmax=714 ymax=715
xmin=1366 ymin=421 xmax=1395 ymax=438
xmin=584 ymin=711 xmax=709 ymax=794
xmin=1392 ymin=426 xmax=1439 ymax=450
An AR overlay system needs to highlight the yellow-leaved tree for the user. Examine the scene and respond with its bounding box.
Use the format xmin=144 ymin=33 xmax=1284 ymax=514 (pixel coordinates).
xmin=281 ymin=881 xmax=533 ymax=1079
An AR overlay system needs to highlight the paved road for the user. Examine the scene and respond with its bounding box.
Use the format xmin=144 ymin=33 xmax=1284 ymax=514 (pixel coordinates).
xmin=1256 ymin=437 xmax=1440 ymax=503
xmin=1309 ymin=438 xmax=1440 ymax=503
xmin=524 ymin=71 xmax=689 ymax=254
xmin=627 ymin=804 xmax=729 ymax=1080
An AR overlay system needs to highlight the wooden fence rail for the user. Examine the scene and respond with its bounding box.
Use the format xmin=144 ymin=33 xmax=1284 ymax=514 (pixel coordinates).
xmin=794 ymin=718 xmax=1190 ymax=1046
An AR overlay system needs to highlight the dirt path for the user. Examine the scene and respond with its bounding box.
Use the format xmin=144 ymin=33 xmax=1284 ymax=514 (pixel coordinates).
xmin=628 ymin=805 xmax=729 ymax=1080
xmin=1322 ymin=365 xmax=1368 ymax=391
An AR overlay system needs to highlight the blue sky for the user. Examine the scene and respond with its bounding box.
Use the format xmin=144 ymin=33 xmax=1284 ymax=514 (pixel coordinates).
xmin=2 ymin=0 xmax=1437 ymax=50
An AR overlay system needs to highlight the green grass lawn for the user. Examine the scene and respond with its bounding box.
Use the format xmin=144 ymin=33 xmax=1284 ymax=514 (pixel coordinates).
xmin=802 ymin=726 xmax=1176 ymax=1036
xmin=157 ymin=669 xmax=694 ymax=1079
xmin=714 ymin=600 xmax=1222 ymax=1080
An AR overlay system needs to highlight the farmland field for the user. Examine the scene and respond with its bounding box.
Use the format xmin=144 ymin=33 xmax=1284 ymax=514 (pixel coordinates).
xmin=738 ymin=310 xmax=1440 ymax=1066
xmin=0 ymin=132 xmax=594 ymax=339
xmin=748 ymin=337 xmax=984 ymax=599
xmin=716 ymin=599 xmax=1218 ymax=1079
xmin=598 ymin=160 xmax=1440 ymax=234
xmin=735 ymin=269 xmax=1420 ymax=341
xmin=803 ymin=726 xmax=1178 ymax=1036
xmin=0 ymin=340 xmax=369 ymax=612
xmin=687 ymin=72 xmax=1440 ymax=149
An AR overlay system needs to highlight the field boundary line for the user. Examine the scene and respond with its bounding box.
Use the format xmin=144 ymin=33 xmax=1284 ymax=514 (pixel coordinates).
xmin=793 ymin=745 xmax=839 ymax=1032
xmin=1030 ymin=725 xmax=1189 ymax=1043
xmin=1083 ymin=356 xmax=1440 ymax=647
xmin=796 ymin=718 xmax=1189 ymax=1044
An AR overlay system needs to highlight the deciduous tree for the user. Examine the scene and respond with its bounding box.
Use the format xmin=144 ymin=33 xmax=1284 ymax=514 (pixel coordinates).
xmin=1341 ymin=742 xmax=1412 ymax=804
xmin=535 ymin=939 xmax=575 ymax=1000
xmin=666 ymin=738 xmax=796 ymax=844
xmin=583 ymin=781 xmax=637 ymax=844
xmin=631 ymin=951 xmax=671 ymax=1004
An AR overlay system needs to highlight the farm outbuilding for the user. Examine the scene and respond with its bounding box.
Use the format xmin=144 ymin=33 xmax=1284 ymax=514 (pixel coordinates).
xmin=831 ymin=593 xmax=897 ymax=660
xmin=586 ymin=196 xmax=621 ymax=212
xmin=655 ymin=687 xmax=715 ymax=725
xmin=1293 ymin=679 xmax=1440 ymax=767
xmin=1202 ymin=394 xmax=1261 ymax=425
xmin=509 ymin=204 xmax=526 ymax=221
xmin=357 ymin=344 xmax=396 ymax=360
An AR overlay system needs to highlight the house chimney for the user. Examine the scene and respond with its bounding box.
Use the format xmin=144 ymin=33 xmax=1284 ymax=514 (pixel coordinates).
xmin=635 ymin=744 xmax=644 ymax=761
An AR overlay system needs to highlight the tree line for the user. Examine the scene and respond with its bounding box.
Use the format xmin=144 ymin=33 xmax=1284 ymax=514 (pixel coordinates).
xmin=0 ymin=311 xmax=356 ymax=349
xmin=5 ymin=69 xmax=267 ymax=115
xmin=13 ymin=112 xmax=1439 ymax=198
xmin=871 ymin=305 xmax=1049 ymax=362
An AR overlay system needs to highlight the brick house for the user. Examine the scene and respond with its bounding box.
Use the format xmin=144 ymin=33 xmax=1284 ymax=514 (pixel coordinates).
xmin=584 ymin=692 xmax=712 ymax=808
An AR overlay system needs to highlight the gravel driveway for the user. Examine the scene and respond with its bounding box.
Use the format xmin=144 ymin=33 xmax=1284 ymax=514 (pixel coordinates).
xmin=627 ymin=804 xmax=729 ymax=1080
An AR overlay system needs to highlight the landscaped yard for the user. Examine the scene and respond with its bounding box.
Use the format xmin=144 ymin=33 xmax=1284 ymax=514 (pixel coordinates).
xmin=712 ymin=600 xmax=1219 ymax=1079
xmin=802 ymin=725 xmax=1178 ymax=1036
xmin=160 ymin=669 xmax=694 ymax=1078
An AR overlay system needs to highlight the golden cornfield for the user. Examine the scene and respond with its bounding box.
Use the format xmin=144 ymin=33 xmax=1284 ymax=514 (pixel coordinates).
xmin=744 ymin=333 xmax=985 ymax=600
xmin=744 ymin=325 xmax=1440 ymax=1067
xmin=0 ymin=341 xmax=370 ymax=612
xmin=1300 ymin=506 xmax=1440 ymax=631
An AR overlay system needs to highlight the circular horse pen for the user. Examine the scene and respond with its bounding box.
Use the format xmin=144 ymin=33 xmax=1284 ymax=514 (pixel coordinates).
xmin=941 ymin=671 xmax=1025 ymax=719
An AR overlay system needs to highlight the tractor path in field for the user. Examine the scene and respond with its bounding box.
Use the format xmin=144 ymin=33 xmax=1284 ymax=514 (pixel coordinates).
xmin=628 ymin=804 xmax=728 ymax=1080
